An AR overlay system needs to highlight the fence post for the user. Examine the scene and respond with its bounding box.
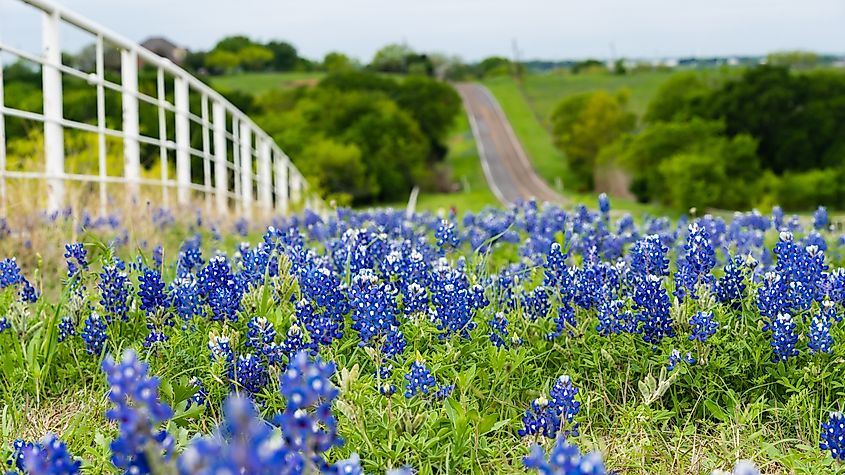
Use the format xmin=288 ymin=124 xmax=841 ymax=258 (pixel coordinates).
xmin=95 ymin=35 xmax=107 ymax=216
xmin=120 ymin=48 xmax=140 ymax=204
xmin=290 ymin=169 xmax=302 ymax=206
xmin=239 ymin=121 xmax=253 ymax=217
xmin=0 ymin=54 xmax=6 ymax=213
xmin=274 ymin=151 xmax=288 ymax=214
xmin=174 ymin=76 xmax=191 ymax=205
xmin=212 ymin=101 xmax=227 ymax=214
xmin=42 ymin=9 xmax=64 ymax=212
xmin=257 ymin=137 xmax=272 ymax=211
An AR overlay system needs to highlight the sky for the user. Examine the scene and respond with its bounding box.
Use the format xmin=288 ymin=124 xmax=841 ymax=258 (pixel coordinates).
xmin=1 ymin=0 xmax=844 ymax=62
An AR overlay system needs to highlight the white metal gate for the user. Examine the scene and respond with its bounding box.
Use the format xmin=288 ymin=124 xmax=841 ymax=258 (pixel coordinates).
xmin=0 ymin=0 xmax=321 ymax=217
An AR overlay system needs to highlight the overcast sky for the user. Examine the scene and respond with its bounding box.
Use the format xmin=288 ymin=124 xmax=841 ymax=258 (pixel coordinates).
xmin=1 ymin=0 xmax=843 ymax=62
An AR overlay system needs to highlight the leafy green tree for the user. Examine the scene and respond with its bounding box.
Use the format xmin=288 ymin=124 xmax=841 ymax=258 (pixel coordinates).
xmin=394 ymin=76 xmax=461 ymax=149
xmin=370 ymin=43 xmax=414 ymax=73
xmin=205 ymin=49 xmax=240 ymax=73
xmin=550 ymin=90 xmax=636 ymax=189
xmin=265 ymin=41 xmax=298 ymax=71
xmin=297 ymin=139 xmax=375 ymax=204
xmin=609 ymin=118 xmax=760 ymax=209
xmin=213 ymin=35 xmax=253 ymax=52
xmin=644 ymin=72 xmax=712 ymax=123
xmin=238 ymin=45 xmax=274 ymax=71
xmin=476 ymin=57 xmax=511 ymax=78
xmin=698 ymin=65 xmax=845 ymax=174
xmin=323 ymin=52 xmax=354 ymax=73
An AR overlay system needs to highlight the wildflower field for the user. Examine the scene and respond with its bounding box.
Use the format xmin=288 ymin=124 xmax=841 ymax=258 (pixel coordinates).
xmin=1 ymin=197 xmax=845 ymax=474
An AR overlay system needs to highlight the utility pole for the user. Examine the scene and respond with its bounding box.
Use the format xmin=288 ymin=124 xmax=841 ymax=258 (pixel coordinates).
xmin=511 ymin=38 xmax=523 ymax=83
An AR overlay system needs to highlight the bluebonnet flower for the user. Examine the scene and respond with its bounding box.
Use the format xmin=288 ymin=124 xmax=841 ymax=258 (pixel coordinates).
xmin=64 ymin=243 xmax=88 ymax=278
xmin=8 ymin=439 xmax=38 ymax=472
xmin=19 ymin=277 xmax=38 ymax=303
xmin=757 ymin=272 xmax=788 ymax=326
xmin=296 ymin=299 xmax=342 ymax=350
xmin=629 ymin=235 xmax=669 ymax=281
xmin=275 ymin=351 xmax=342 ymax=470
xmin=98 ymin=259 xmax=131 ymax=322
xmin=0 ymin=257 xmax=22 ymax=288
xmin=807 ymin=301 xmax=834 ymax=354
xmin=233 ymin=353 xmax=269 ymax=395
xmin=689 ymin=311 xmax=719 ymax=342
xmin=522 ymin=287 xmax=552 ymax=321
xmin=674 ymin=222 xmax=717 ymax=301
xmin=245 ymin=316 xmax=277 ymax=352
xmin=523 ymin=436 xmax=606 ymax=475
xmin=0 ymin=317 xmax=10 ymax=333
xmin=598 ymin=192 xmax=610 ymax=215
xmin=430 ymin=258 xmax=483 ymax=339
xmin=519 ymin=375 xmax=581 ymax=440
xmin=667 ymin=349 xmax=696 ymax=371
xmin=596 ymin=291 xmax=631 ymax=336
xmin=770 ymin=313 xmax=799 ymax=362
xmin=199 ymin=256 xmax=243 ymax=322
xmin=54 ymin=316 xmax=73 ymax=343
xmin=716 ymin=255 xmax=752 ymax=306
xmin=488 ymin=312 xmax=512 ymax=349
xmin=208 ymin=334 xmax=235 ymax=366
xmin=404 ymin=361 xmax=438 ymax=398
xmin=170 ymin=277 xmax=203 ymax=321
xmin=185 ymin=377 xmax=207 ymax=410
xmin=435 ymin=219 xmax=460 ymax=254
xmin=101 ymin=349 xmax=174 ymax=473
xmin=151 ymin=245 xmax=163 ymax=269
xmin=176 ymin=235 xmax=204 ymax=277
xmin=19 ymin=434 xmax=81 ymax=475
xmin=349 ymin=269 xmax=400 ymax=345
xmin=137 ymin=268 xmax=167 ymax=315
xmin=81 ymin=313 xmax=107 ymax=354
xmin=820 ymin=412 xmax=845 ymax=460
xmin=403 ymin=282 xmax=428 ymax=317
xmin=814 ymin=206 xmax=829 ymax=231
xmin=633 ymin=274 xmax=674 ymax=345
xmin=177 ymin=395 xmax=303 ymax=474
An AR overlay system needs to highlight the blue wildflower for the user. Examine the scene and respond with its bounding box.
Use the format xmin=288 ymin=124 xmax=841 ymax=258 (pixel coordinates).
xmin=820 ymin=412 xmax=845 ymax=460
xmin=523 ymin=436 xmax=606 ymax=475
xmin=80 ymin=313 xmax=107 ymax=355
xmin=689 ymin=311 xmax=719 ymax=342
xmin=101 ymin=349 xmax=174 ymax=473
xmin=770 ymin=313 xmax=799 ymax=362
xmin=20 ymin=433 xmax=81 ymax=475
xmin=64 ymin=243 xmax=88 ymax=279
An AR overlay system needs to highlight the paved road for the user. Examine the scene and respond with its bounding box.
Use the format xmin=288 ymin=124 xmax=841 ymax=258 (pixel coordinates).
xmin=455 ymin=83 xmax=564 ymax=206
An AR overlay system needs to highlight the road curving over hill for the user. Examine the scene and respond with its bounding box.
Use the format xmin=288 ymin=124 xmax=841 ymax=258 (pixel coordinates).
xmin=455 ymin=83 xmax=565 ymax=206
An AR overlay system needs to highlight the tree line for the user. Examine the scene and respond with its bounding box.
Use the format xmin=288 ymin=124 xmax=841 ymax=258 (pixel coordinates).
xmin=550 ymin=65 xmax=845 ymax=211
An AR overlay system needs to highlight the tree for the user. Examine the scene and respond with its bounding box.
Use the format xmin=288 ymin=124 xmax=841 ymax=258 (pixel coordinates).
xmin=297 ymin=139 xmax=375 ymax=205
xmin=205 ymin=49 xmax=240 ymax=73
xmin=238 ymin=45 xmax=274 ymax=71
xmin=213 ymin=35 xmax=253 ymax=52
xmin=266 ymin=41 xmax=298 ymax=71
xmin=394 ymin=76 xmax=461 ymax=147
xmin=610 ymin=118 xmax=760 ymax=208
xmin=370 ymin=43 xmax=414 ymax=73
xmin=477 ymin=57 xmax=511 ymax=78
xmin=550 ymin=90 xmax=636 ymax=189
xmin=323 ymin=52 xmax=354 ymax=73
xmin=644 ymin=72 xmax=713 ymax=123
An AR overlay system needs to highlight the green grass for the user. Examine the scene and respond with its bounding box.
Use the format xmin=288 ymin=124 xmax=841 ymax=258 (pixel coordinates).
xmin=210 ymin=71 xmax=325 ymax=95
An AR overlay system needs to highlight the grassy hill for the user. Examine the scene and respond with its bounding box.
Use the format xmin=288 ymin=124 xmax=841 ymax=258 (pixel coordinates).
xmin=210 ymin=71 xmax=325 ymax=95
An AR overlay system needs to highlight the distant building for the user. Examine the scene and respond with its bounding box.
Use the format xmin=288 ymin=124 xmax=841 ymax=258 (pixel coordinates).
xmin=140 ymin=36 xmax=188 ymax=65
